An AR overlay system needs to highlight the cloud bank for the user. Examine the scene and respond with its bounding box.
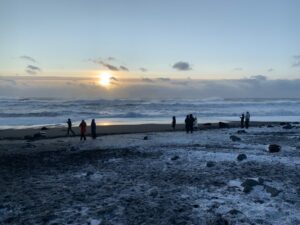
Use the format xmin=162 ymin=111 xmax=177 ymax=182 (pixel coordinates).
xmin=172 ymin=61 xmax=192 ymax=71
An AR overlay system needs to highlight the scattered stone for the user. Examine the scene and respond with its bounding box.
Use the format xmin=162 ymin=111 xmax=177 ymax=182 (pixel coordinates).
xmin=230 ymin=135 xmax=241 ymax=141
xmin=206 ymin=161 xmax=216 ymax=167
xmin=237 ymin=130 xmax=247 ymax=134
xmin=282 ymin=124 xmax=293 ymax=129
xmin=171 ymin=155 xmax=179 ymax=161
xmin=280 ymin=122 xmax=288 ymax=125
xmin=268 ymin=144 xmax=281 ymax=153
xmin=219 ymin=122 xmax=229 ymax=128
xmin=241 ymin=178 xmax=261 ymax=193
xmin=265 ymin=185 xmax=281 ymax=197
xmin=143 ymin=136 xmax=148 ymax=140
xmin=41 ymin=126 xmax=48 ymax=130
xmin=237 ymin=154 xmax=247 ymax=161
xmin=267 ymin=124 xmax=274 ymax=128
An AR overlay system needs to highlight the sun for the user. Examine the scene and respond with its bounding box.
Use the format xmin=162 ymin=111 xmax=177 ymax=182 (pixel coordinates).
xmin=98 ymin=73 xmax=111 ymax=87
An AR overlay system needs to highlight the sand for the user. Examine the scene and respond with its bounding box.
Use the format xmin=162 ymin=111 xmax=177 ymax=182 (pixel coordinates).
xmin=0 ymin=122 xmax=299 ymax=225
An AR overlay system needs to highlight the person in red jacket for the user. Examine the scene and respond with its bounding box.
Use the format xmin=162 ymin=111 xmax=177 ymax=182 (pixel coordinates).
xmin=79 ymin=120 xmax=87 ymax=141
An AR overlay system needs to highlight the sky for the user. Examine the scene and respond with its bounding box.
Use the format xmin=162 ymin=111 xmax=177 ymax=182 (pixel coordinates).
xmin=0 ymin=0 xmax=300 ymax=99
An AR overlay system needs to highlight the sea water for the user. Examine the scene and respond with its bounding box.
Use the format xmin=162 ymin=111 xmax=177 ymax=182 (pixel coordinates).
xmin=0 ymin=97 xmax=300 ymax=129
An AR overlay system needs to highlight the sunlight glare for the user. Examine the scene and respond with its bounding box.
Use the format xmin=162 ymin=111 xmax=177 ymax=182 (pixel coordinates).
xmin=99 ymin=73 xmax=111 ymax=87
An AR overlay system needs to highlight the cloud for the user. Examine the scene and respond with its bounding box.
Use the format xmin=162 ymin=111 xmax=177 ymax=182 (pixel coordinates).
xmin=157 ymin=77 xmax=171 ymax=82
xmin=110 ymin=76 xmax=118 ymax=81
xmin=88 ymin=58 xmax=120 ymax=71
xmin=268 ymin=68 xmax=274 ymax=72
xmin=172 ymin=61 xmax=192 ymax=71
xmin=141 ymin=78 xmax=154 ymax=83
xmin=250 ymin=75 xmax=267 ymax=81
xmin=119 ymin=66 xmax=129 ymax=71
xmin=107 ymin=57 xmax=115 ymax=61
xmin=26 ymin=65 xmax=41 ymax=75
xmin=292 ymin=55 xmax=300 ymax=67
xmin=20 ymin=55 xmax=36 ymax=63
xmin=140 ymin=68 xmax=148 ymax=72
xmin=234 ymin=67 xmax=243 ymax=71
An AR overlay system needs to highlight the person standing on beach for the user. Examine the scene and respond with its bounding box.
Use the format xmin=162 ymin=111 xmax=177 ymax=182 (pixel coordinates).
xmin=79 ymin=120 xmax=87 ymax=141
xmin=67 ymin=118 xmax=75 ymax=136
xmin=245 ymin=112 xmax=250 ymax=129
xmin=240 ymin=113 xmax=245 ymax=128
xmin=172 ymin=116 xmax=176 ymax=131
xmin=91 ymin=119 xmax=97 ymax=139
xmin=185 ymin=115 xmax=190 ymax=133
xmin=189 ymin=114 xmax=195 ymax=133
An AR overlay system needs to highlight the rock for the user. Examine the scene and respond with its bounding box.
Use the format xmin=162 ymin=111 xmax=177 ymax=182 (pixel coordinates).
xmin=268 ymin=144 xmax=281 ymax=153
xmin=24 ymin=135 xmax=34 ymax=140
xmin=219 ymin=122 xmax=229 ymax=128
xmin=267 ymin=124 xmax=274 ymax=128
xmin=171 ymin=155 xmax=179 ymax=160
xmin=70 ymin=146 xmax=78 ymax=151
xmin=241 ymin=178 xmax=260 ymax=193
xmin=237 ymin=154 xmax=247 ymax=161
xmin=203 ymin=123 xmax=212 ymax=126
xmin=86 ymin=171 xmax=94 ymax=177
xmin=33 ymin=132 xmax=46 ymax=139
xmin=210 ymin=215 xmax=229 ymax=225
xmin=206 ymin=161 xmax=216 ymax=167
xmin=227 ymin=209 xmax=242 ymax=215
xmin=230 ymin=135 xmax=241 ymax=141
xmin=280 ymin=122 xmax=288 ymax=125
xmin=41 ymin=126 xmax=48 ymax=130
xmin=265 ymin=185 xmax=281 ymax=197
xmin=282 ymin=124 xmax=293 ymax=129
xmin=237 ymin=130 xmax=247 ymax=134
xmin=143 ymin=136 xmax=148 ymax=140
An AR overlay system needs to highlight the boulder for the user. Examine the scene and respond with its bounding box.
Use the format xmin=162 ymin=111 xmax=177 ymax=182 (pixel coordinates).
xmin=237 ymin=154 xmax=247 ymax=161
xmin=241 ymin=178 xmax=262 ymax=193
xmin=265 ymin=185 xmax=281 ymax=197
xmin=267 ymin=124 xmax=274 ymax=128
xmin=41 ymin=126 xmax=48 ymax=130
xmin=143 ymin=136 xmax=148 ymax=140
xmin=206 ymin=161 xmax=216 ymax=167
xmin=230 ymin=135 xmax=241 ymax=142
xmin=171 ymin=155 xmax=179 ymax=161
xmin=237 ymin=130 xmax=247 ymax=134
xmin=282 ymin=124 xmax=293 ymax=129
xmin=203 ymin=123 xmax=212 ymax=126
xmin=219 ymin=122 xmax=229 ymax=128
xmin=268 ymin=144 xmax=281 ymax=153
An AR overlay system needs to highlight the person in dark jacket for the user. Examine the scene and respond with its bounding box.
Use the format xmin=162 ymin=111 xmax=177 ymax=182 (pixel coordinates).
xmin=67 ymin=118 xmax=75 ymax=136
xmin=91 ymin=119 xmax=97 ymax=139
xmin=189 ymin=114 xmax=195 ymax=133
xmin=185 ymin=115 xmax=189 ymax=133
xmin=245 ymin=112 xmax=250 ymax=129
xmin=172 ymin=116 xmax=176 ymax=131
xmin=79 ymin=120 xmax=87 ymax=141
xmin=240 ymin=113 xmax=245 ymax=128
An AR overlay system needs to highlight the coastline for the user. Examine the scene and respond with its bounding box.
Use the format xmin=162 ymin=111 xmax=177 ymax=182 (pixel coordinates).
xmin=0 ymin=121 xmax=290 ymax=140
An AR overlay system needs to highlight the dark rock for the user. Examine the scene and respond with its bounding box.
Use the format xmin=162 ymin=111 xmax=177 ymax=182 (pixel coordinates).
xmin=241 ymin=178 xmax=260 ymax=193
xmin=268 ymin=144 xmax=281 ymax=153
xmin=282 ymin=124 xmax=293 ymax=129
xmin=227 ymin=209 xmax=242 ymax=215
xmin=41 ymin=126 xmax=48 ymax=130
xmin=70 ymin=146 xmax=77 ymax=151
xmin=293 ymin=122 xmax=299 ymax=124
xmin=237 ymin=130 xmax=247 ymax=134
xmin=280 ymin=122 xmax=287 ymax=125
xmin=171 ymin=155 xmax=179 ymax=160
xmin=237 ymin=153 xmax=247 ymax=161
xmin=210 ymin=215 xmax=229 ymax=225
xmin=143 ymin=136 xmax=148 ymax=140
xmin=203 ymin=123 xmax=212 ymax=126
xmin=267 ymin=124 xmax=274 ymax=128
xmin=86 ymin=171 xmax=94 ymax=177
xmin=206 ymin=161 xmax=216 ymax=167
xmin=265 ymin=185 xmax=281 ymax=197
xmin=193 ymin=204 xmax=199 ymax=208
xmin=230 ymin=135 xmax=241 ymax=141
xmin=219 ymin=122 xmax=229 ymax=128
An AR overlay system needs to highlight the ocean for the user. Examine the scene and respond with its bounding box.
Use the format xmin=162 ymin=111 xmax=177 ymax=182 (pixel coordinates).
xmin=1 ymin=98 xmax=300 ymax=129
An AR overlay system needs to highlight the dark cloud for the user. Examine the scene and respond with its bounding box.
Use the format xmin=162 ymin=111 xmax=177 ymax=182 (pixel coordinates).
xmin=26 ymin=65 xmax=41 ymax=75
xmin=250 ymin=75 xmax=267 ymax=81
xmin=292 ymin=55 xmax=300 ymax=67
xmin=157 ymin=77 xmax=171 ymax=82
xmin=172 ymin=61 xmax=192 ymax=71
xmin=20 ymin=55 xmax=36 ymax=63
xmin=140 ymin=68 xmax=148 ymax=72
xmin=141 ymin=78 xmax=154 ymax=83
xmin=110 ymin=76 xmax=118 ymax=81
xmin=234 ymin=67 xmax=243 ymax=71
xmin=89 ymin=58 xmax=119 ymax=71
xmin=119 ymin=66 xmax=129 ymax=71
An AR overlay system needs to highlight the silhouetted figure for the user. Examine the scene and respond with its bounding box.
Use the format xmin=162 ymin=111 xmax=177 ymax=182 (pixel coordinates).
xmin=185 ymin=115 xmax=189 ymax=133
xmin=245 ymin=112 xmax=250 ymax=129
xmin=67 ymin=118 xmax=75 ymax=136
xmin=79 ymin=120 xmax=87 ymax=141
xmin=189 ymin=114 xmax=195 ymax=133
xmin=172 ymin=116 xmax=176 ymax=130
xmin=91 ymin=119 xmax=97 ymax=139
xmin=240 ymin=113 xmax=245 ymax=128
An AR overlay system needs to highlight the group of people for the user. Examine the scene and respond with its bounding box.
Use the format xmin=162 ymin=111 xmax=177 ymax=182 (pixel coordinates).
xmin=240 ymin=111 xmax=251 ymax=129
xmin=185 ymin=114 xmax=197 ymax=133
xmin=67 ymin=118 xmax=97 ymax=141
